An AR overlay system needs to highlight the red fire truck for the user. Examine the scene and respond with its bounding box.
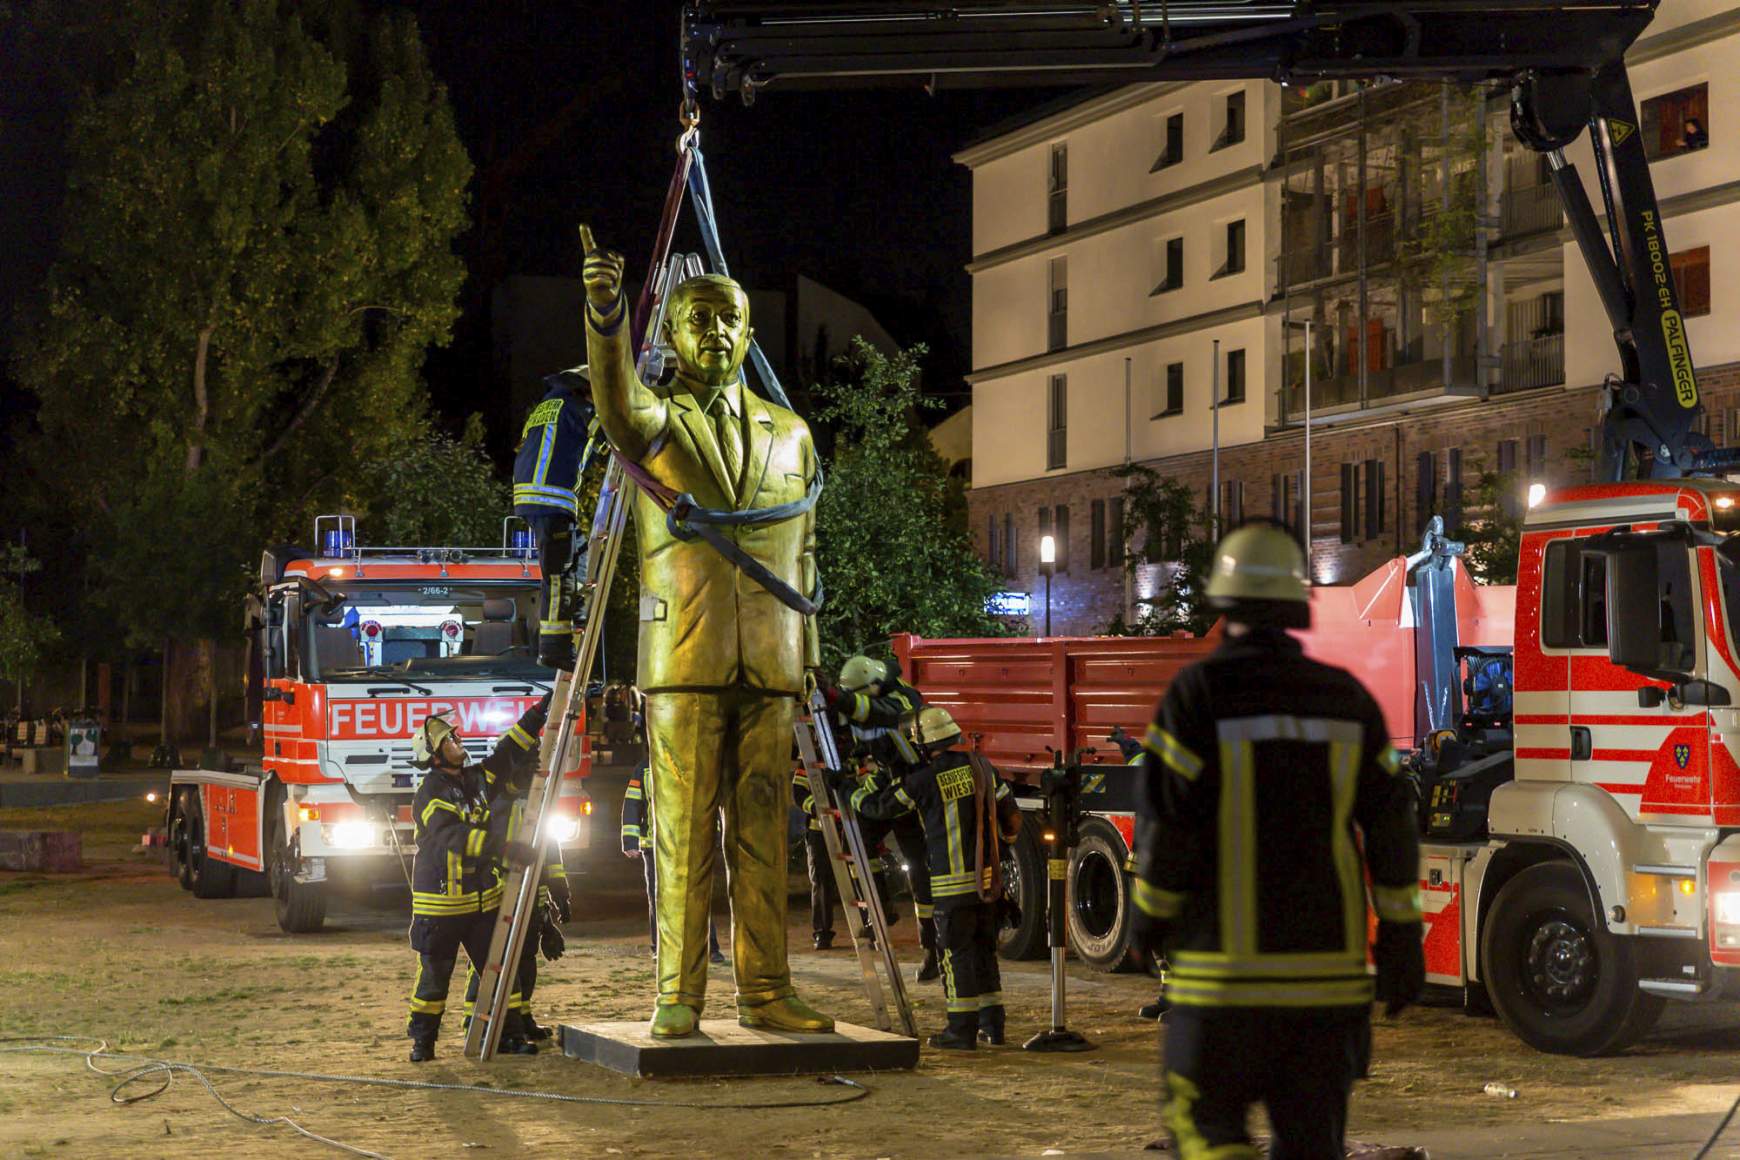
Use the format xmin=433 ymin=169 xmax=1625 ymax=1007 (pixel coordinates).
xmin=166 ymin=516 xmax=593 ymax=933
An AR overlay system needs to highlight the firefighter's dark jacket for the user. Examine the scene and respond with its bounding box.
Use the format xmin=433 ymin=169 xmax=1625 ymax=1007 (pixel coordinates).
xmin=410 ymin=704 xmax=547 ymax=918
xmin=851 ymin=747 xmax=1020 ymax=905
xmin=622 ymin=770 xmax=648 ymax=851
xmin=513 ymin=379 xmax=592 ymax=521
xmin=1135 ymin=628 xmax=1422 ymax=1012
xmin=836 ymin=677 xmax=924 ymax=773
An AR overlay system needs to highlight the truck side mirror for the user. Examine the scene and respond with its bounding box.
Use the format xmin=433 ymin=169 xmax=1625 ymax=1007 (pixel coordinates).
xmin=1605 ymin=540 xmax=1694 ymax=678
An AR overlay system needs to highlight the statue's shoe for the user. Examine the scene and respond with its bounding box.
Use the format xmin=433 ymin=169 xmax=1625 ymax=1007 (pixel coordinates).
xmin=649 ymin=1002 xmax=699 ymax=1038
xmin=739 ymin=996 xmax=835 ymax=1033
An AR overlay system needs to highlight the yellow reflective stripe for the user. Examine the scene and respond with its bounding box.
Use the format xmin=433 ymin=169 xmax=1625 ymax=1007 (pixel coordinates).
xmin=625 ymin=783 xmax=644 ymax=799
xmin=1372 ymin=881 xmax=1424 ymax=924
xmin=1145 ymin=724 xmax=1204 ymax=780
xmin=977 ymin=992 xmax=1003 ymax=1008
xmin=466 ymin=828 xmax=487 ymax=857
xmin=1330 ymin=737 xmax=1364 ymax=956
xmin=1163 ymin=1072 xmax=1260 ymax=1160
xmin=1378 ymin=744 xmax=1402 ymax=775
xmin=422 ymin=797 xmax=461 ymax=826
xmin=892 ymin=731 xmax=920 ymax=765
xmin=447 ymin=850 xmax=462 ymax=896
xmin=408 ymin=995 xmax=444 ymax=1014
xmin=539 ymin=620 xmax=572 ymax=636
xmin=1166 ymin=976 xmax=1375 ymax=1008
xmin=1218 ymin=736 xmax=1256 ymax=957
xmin=890 ymin=689 xmax=915 ymax=713
xmin=892 ymin=786 xmax=916 ymax=810
xmin=851 ymin=692 xmax=870 ymax=723
xmin=1133 ymin=878 xmax=1186 ymax=918
xmin=943 ymin=794 xmax=963 ymax=879
xmin=546 ymin=860 xmax=568 ymax=881
xmin=507 ymin=724 xmax=534 ymax=749
xmin=995 ymin=781 xmax=1010 ymax=800
xmin=1169 ymin=949 xmax=1367 ymax=978
xmin=915 ymin=903 xmax=934 ymax=919
xmin=931 ymin=871 xmax=977 ymax=887
xmin=621 ymin=825 xmax=641 ymax=838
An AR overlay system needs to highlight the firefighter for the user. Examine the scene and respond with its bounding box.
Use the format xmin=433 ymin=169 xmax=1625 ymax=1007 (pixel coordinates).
xmin=841 ymin=706 xmax=1020 ymax=1050
xmin=790 ymin=757 xmax=841 ymax=949
xmin=512 ymin=365 xmax=596 ymax=671
xmin=819 ymin=655 xmax=939 ymax=980
xmin=403 ymin=696 xmax=549 ymax=1062
xmin=1110 ymin=725 xmax=1169 ymax=1023
xmin=623 ymin=765 xmax=725 ymax=963
xmin=1134 ymin=524 xmax=1424 ymax=1159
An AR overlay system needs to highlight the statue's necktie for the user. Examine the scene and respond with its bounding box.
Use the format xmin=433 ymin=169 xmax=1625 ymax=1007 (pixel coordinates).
xmin=711 ymin=394 xmax=744 ymax=496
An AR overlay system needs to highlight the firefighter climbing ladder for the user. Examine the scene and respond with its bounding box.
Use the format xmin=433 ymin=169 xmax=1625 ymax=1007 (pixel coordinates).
xmin=794 ymin=693 xmax=919 ymax=1038
xmin=465 ymin=251 xmax=692 ymax=1061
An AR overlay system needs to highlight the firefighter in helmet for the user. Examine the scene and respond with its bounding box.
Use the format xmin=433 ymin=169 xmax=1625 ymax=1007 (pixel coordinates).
xmin=810 ymin=654 xmax=939 ymax=978
xmin=1134 ymin=523 xmax=1423 ymax=1158
xmin=403 ymin=695 xmax=549 ymax=1062
xmin=512 ymin=365 xmax=599 ymax=671
xmin=840 ymin=706 xmax=1021 ymax=1049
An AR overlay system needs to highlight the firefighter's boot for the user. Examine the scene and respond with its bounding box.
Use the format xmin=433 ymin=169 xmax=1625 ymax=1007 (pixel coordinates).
xmin=498 ymin=1035 xmax=539 ymax=1056
xmin=522 ymin=1015 xmax=553 ymax=1042
xmin=916 ymin=947 xmax=941 ymax=982
xmin=1137 ymin=994 xmax=1169 ymax=1020
xmin=928 ymin=1012 xmax=979 ymax=1051
xmin=977 ymin=1005 xmax=1006 ymax=1046
xmin=538 ymin=634 xmax=576 ymax=672
xmin=409 ymin=1039 xmax=436 ymax=1063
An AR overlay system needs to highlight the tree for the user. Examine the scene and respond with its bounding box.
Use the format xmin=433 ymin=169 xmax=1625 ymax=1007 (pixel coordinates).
xmin=1449 ymin=455 xmax=1523 ymax=585
xmin=1104 ymin=464 xmax=1218 ymax=637
xmin=0 ymin=546 xmax=57 ymax=713
xmin=13 ymin=1 xmax=473 ymax=742
xmin=811 ymin=340 xmax=1011 ymax=670
xmin=346 ymin=416 xmax=510 ymax=548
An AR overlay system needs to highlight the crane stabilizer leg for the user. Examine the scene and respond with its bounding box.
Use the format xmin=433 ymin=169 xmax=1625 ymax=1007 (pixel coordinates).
xmin=793 ymin=693 xmax=919 ymax=1039
xmin=465 ymin=253 xmax=689 ymax=1062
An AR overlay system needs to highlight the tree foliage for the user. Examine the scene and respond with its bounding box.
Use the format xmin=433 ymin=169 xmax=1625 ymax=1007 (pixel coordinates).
xmin=1103 ymin=464 xmax=1218 ymax=636
xmin=0 ymin=547 xmax=58 ymax=699
xmin=13 ymin=0 xmax=476 ymax=648
xmin=1450 ymin=456 xmax=1524 ymax=585
xmin=346 ymin=415 xmax=510 ymax=548
xmin=811 ymin=340 xmax=1010 ymax=669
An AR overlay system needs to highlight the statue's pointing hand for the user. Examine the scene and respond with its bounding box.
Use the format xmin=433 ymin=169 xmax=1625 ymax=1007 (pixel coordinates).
xmin=578 ymin=224 xmax=624 ymax=311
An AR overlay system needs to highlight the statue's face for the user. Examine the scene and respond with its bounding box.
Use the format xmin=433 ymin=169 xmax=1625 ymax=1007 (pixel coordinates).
xmin=665 ymin=280 xmax=752 ymax=387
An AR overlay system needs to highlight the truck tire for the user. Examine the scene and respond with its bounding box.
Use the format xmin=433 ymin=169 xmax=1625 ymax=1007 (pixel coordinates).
xmin=168 ymin=789 xmax=195 ymax=891
xmin=1480 ymin=860 xmax=1663 ymax=1055
xmin=267 ymin=803 xmax=327 ymax=934
xmin=188 ymin=793 xmax=237 ymax=900
xmin=1066 ymin=818 xmax=1141 ymax=972
xmin=998 ymin=812 xmax=1048 ymax=961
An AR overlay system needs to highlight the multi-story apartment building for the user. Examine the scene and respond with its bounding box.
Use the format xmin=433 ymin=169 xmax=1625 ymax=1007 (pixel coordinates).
xmin=958 ymin=2 xmax=1740 ymax=636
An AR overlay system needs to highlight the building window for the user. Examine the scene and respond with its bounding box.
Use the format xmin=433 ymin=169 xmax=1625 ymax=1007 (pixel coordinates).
xmin=1054 ymin=504 xmax=1071 ymax=572
xmin=1446 ymin=449 xmax=1464 ymax=528
xmin=1222 ymin=479 xmax=1245 ymax=527
xmin=1152 ymin=111 xmax=1184 ymax=172
xmin=1672 ymin=246 xmax=1711 ymax=317
xmin=1037 ymin=506 xmax=1052 ymax=573
xmin=1497 ymin=439 xmax=1520 ymax=518
xmin=987 ymin=514 xmax=999 ymax=569
xmin=1415 ymin=451 xmax=1437 ymax=534
xmin=1641 ymin=83 xmax=1708 ymax=161
xmin=1497 ymin=439 xmax=1518 ymax=474
xmin=1152 ymin=236 xmax=1184 ymax=296
xmin=1091 ymin=499 xmax=1106 ymax=570
xmin=1048 ymin=257 xmax=1068 ymax=351
xmin=1154 ymin=361 xmax=1184 ymax=418
xmin=1108 ymin=496 xmax=1125 ymax=566
xmin=1046 ymin=374 xmax=1068 ymax=470
xmin=1003 ymin=512 xmax=1015 ymax=575
xmin=1525 ymin=433 xmax=1547 ymax=478
xmin=1340 ymin=462 xmax=1359 ymax=543
xmin=1213 ymin=220 xmax=1246 ymax=278
xmin=1223 ymin=348 xmax=1246 ymax=404
xmin=1048 ymin=142 xmax=1068 ymax=233
xmin=1212 ymin=89 xmax=1246 ymax=151
xmin=1363 ymin=459 xmax=1386 ymax=540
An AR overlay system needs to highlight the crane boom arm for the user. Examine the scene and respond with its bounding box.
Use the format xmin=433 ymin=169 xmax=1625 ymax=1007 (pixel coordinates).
xmin=681 ymin=0 xmax=1718 ymax=479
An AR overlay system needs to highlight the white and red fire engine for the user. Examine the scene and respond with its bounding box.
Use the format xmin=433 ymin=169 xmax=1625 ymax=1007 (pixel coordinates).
xmin=165 ymin=515 xmax=592 ymax=933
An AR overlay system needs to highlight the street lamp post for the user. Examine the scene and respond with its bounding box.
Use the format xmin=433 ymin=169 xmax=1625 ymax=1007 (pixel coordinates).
xmin=1039 ymin=534 xmax=1056 ymax=636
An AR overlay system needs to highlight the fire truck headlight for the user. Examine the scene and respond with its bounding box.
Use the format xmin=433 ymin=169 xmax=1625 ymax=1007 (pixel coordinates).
xmin=543 ymin=815 xmax=580 ymax=844
xmin=328 ymin=821 xmax=376 ymax=849
xmin=1716 ymin=891 xmax=1740 ymax=927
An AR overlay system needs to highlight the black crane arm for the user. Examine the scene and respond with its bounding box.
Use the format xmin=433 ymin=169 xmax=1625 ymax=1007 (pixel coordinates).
xmin=681 ymin=1 xmax=1716 ymax=480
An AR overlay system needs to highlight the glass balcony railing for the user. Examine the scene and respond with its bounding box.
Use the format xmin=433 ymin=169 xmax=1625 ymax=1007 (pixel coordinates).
xmin=1280 ymin=351 xmax=1479 ymax=420
xmin=1501 ymin=182 xmax=1563 ymax=238
xmin=1496 ymin=333 xmax=1565 ymax=394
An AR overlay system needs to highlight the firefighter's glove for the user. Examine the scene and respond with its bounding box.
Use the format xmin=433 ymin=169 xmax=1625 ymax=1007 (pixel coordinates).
xmin=821 ymin=684 xmax=845 ymax=712
xmin=550 ymin=882 xmax=573 ymax=924
xmin=824 ymin=767 xmax=856 ymax=800
xmin=503 ymin=839 xmax=539 ymax=868
xmin=540 ymin=910 xmax=567 ymax=961
xmin=998 ymin=895 xmax=1023 ymax=933
xmin=1374 ymin=920 xmax=1426 ymax=1017
xmin=621 ymin=831 xmax=641 ymax=856
xmin=536 ymin=689 xmax=554 ymax=718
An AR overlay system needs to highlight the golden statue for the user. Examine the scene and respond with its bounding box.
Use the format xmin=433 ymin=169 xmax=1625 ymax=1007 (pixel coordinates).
xmin=579 ymin=225 xmax=832 ymax=1038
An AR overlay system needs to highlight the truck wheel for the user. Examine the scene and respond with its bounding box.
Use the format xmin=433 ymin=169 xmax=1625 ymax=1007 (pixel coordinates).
xmin=188 ymin=794 xmax=237 ymax=899
xmin=1066 ymin=819 xmax=1139 ymax=972
xmin=1480 ymin=861 xmax=1663 ymax=1055
xmin=267 ymin=806 xmax=327 ymax=933
xmin=997 ymin=812 xmax=1048 ymax=961
xmin=169 ymin=790 xmax=195 ymax=891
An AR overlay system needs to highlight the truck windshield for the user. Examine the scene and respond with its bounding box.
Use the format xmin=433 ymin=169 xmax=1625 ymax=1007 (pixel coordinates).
xmin=1721 ymin=553 xmax=1740 ymax=662
xmin=309 ymin=582 xmax=548 ymax=680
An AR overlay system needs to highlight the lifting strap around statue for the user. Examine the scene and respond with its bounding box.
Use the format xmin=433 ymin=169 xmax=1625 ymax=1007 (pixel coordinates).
xmin=606 ymin=142 xmax=825 ymax=617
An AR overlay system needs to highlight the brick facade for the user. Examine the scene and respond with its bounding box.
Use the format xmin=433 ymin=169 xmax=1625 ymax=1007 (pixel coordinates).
xmin=970 ymin=364 xmax=1740 ymax=635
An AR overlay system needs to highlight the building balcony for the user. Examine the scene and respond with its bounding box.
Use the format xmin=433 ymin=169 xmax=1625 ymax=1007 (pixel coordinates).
xmin=1501 ymin=182 xmax=1563 ymax=239
xmin=1495 ymin=332 xmax=1565 ymax=395
xmin=1280 ymin=350 xmax=1479 ymax=420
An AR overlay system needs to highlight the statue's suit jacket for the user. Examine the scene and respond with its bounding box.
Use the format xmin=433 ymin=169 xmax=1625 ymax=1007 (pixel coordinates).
xmin=587 ymin=302 xmax=820 ymax=695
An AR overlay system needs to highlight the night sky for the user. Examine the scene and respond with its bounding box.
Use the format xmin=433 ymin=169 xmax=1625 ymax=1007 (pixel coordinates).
xmin=0 ymin=3 xmax=1064 ymax=462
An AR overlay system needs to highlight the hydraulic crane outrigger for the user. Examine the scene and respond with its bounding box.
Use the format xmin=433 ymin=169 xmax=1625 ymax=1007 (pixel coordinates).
xmin=680 ymin=0 xmax=1722 ymax=481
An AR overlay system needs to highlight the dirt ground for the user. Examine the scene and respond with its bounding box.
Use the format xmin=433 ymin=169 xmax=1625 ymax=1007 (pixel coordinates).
xmin=5 ymin=774 xmax=1740 ymax=1159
